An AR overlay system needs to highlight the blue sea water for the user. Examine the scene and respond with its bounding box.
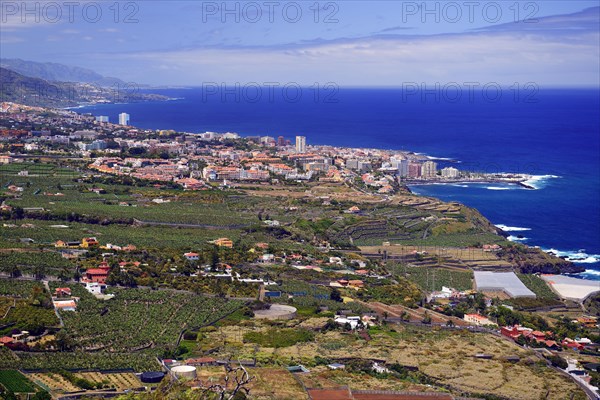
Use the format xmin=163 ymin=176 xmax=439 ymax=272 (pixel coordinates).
xmin=78 ymin=88 xmax=600 ymax=280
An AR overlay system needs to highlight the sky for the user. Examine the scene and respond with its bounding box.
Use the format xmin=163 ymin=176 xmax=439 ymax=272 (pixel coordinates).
xmin=1 ymin=1 xmax=599 ymax=87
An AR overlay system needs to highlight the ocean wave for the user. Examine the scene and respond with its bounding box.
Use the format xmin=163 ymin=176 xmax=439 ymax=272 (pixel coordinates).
xmin=522 ymin=174 xmax=561 ymax=190
xmin=486 ymin=186 xmax=512 ymax=191
xmin=450 ymin=184 xmax=469 ymax=188
xmin=545 ymin=248 xmax=600 ymax=264
xmin=495 ymin=224 xmax=531 ymax=232
xmin=582 ymin=269 xmax=600 ymax=276
xmin=507 ymin=235 xmax=528 ymax=241
xmin=426 ymin=156 xmax=456 ymax=161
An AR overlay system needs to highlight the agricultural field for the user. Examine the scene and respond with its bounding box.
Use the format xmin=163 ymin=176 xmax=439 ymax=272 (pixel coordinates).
xmin=0 ymin=347 xmax=159 ymax=371
xmin=517 ymin=274 xmax=559 ymax=300
xmin=1 ymin=162 xmax=513 ymax=255
xmin=75 ymin=372 xmax=141 ymax=391
xmin=0 ymin=250 xmax=74 ymax=276
xmin=0 ymin=162 xmax=78 ymax=178
xmin=0 ymin=278 xmax=47 ymax=297
xmin=0 ymin=278 xmax=58 ymax=335
xmin=49 ymin=283 xmax=244 ymax=353
xmin=0 ymin=298 xmax=60 ymax=336
xmin=28 ymin=372 xmax=80 ymax=392
xmin=0 ymin=370 xmax=37 ymax=393
xmin=398 ymin=265 xmax=474 ymax=292
xmin=0 ymin=218 xmax=243 ymax=250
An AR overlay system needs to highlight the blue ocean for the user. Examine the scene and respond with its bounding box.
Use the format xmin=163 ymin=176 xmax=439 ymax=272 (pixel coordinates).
xmin=77 ymin=88 xmax=600 ymax=280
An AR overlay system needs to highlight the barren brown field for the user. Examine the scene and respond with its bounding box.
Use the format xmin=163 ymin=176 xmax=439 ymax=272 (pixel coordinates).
xmin=199 ymin=318 xmax=587 ymax=400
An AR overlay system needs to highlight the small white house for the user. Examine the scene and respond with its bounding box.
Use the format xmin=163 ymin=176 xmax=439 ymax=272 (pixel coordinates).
xmin=260 ymin=254 xmax=275 ymax=263
xmin=184 ymin=252 xmax=200 ymax=261
xmin=334 ymin=316 xmax=360 ymax=329
xmin=84 ymin=282 xmax=106 ymax=295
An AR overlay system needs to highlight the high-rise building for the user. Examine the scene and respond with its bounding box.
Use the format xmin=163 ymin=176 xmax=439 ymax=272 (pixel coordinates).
xmin=398 ymin=159 xmax=409 ymax=177
xmin=277 ymin=136 xmax=285 ymax=147
xmin=408 ymin=162 xmax=422 ymax=178
xmin=295 ymin=136 xmax=306 ymax=153
xmin=441 ymin=167 xmax=460 ymax=178
xmin=118 ymin=113 xmax=130 ymax=126
xmin=96 ymin=116 xmax=109 ymax=123
xmin=421 ymin=161 xmax=438 ymax=178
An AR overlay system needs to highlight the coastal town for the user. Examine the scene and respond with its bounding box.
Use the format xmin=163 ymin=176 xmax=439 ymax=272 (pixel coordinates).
xmin=0 ymin=102 xmax=540 ymax=193
xmin=0 ymin=101 xmax=599 ymax=400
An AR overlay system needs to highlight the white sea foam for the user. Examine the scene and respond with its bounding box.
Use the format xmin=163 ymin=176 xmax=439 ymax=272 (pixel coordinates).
xmin=582 ymin=269 xmax=600 ymax=276
xmin=426 ymin=156 xmax=456 ymax=161
xmin=545 ymin=248 xmax=600 ymax=264
xmin=486 ymin=186 xmax=512 ymax=191
xmin=507 ymin=235 xmax=529 ymax=242
xmin=495 ymin=224 xmax=531 ymax=232
xmin=451 ymin=184 xmax=469 ymax=188
xmin=522 ymin=174 xmax=561 ymax=190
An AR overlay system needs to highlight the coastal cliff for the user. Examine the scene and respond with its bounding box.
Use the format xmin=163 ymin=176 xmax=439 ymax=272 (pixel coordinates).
xmin=497 ymin=245 xmax=585 ymax=274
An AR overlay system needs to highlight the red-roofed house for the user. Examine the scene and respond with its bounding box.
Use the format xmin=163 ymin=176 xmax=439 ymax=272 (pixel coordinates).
xmin=84 ymin=263 xmax=110 ymax=284
xmin=0 ymin=336 xmax=13 ymax=346
xmin=562 ymin=338 xmax=585 ymax=351
xmin=501 ymin=325 xmax=533 ymax=340
xmin=54 ymin=287 xmax=72 ymax=298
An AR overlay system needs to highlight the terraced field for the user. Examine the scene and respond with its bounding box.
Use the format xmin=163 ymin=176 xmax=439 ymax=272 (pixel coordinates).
xmin=76 ymin=372 xmax=141 ymax=390
xmin=28 ymin=372 xmax=79 ymax=392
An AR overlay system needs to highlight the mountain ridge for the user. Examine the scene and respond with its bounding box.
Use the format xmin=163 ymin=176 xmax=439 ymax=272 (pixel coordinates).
xmin=0 ymin=58 xmax=129 ymax=88
xmin=0 ymin=67 xmax=167 ymax=108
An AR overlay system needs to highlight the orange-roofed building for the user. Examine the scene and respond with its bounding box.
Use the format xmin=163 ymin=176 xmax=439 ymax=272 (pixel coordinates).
xmin=348 ymin=280 xmax=364 ymax=289
xmin=213 ymin=238 xmax=233 ymax=248
xmin=81 ymin=237 xmax=99 ymax=248
xmin=54 ymin=287 xmax=72 ymax=298
xmin=0 ymin=336 xmax=14 ymax=346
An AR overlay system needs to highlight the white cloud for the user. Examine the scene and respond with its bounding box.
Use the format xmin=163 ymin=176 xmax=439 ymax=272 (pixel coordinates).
xmin=106 ymin=29 xmax=599 ymax=86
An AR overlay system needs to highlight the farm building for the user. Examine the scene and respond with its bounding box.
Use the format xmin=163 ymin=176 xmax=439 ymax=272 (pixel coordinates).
xmin=473 ymin=271 xmax=536 ymax=298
